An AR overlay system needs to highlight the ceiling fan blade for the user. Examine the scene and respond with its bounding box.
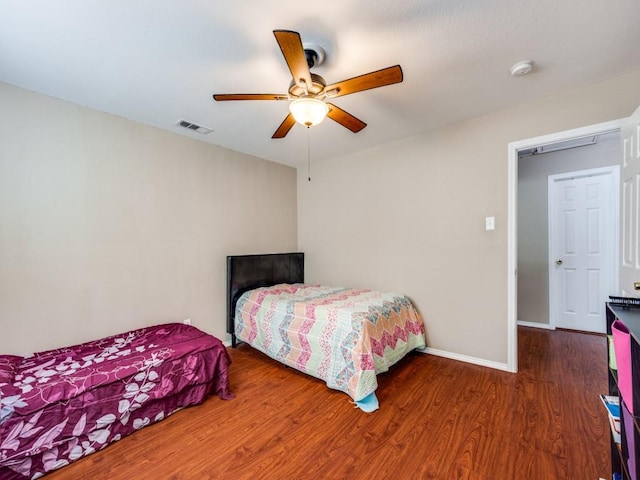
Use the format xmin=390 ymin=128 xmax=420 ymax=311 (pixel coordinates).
xmin=213 ymin=94 xmax=288 ymax=101
xmin=272 ymin=113 xmax=297 ymax=139
xmin=273 ymin=30 xmax=313 ymax=90
xmin=325 ymin=65 xmax=403 ymax=98
xmin=326 ymin=104 xmax=367 ymax=133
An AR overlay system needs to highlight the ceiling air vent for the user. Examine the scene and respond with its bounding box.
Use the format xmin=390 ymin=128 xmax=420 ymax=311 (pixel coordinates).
xmin=175 ymin=120 xmax=213 ymax=135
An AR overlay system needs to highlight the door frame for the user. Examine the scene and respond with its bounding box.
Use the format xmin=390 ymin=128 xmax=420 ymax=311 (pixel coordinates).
xmin=547 ymin=165 xmax=620 ymax=331
xmin=507 ymin=118 xmax=624 ymax=373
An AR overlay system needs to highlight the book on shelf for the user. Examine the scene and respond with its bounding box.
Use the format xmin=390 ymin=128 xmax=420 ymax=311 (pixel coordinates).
xmin=608 ymin=334 xmax=617 ymax=370
xmin=600 ymin=394 xmax=621 ymax=444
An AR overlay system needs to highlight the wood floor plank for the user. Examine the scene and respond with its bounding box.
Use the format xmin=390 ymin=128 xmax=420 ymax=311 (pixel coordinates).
xmin=43 ymin=327 xmax=609 ymax=480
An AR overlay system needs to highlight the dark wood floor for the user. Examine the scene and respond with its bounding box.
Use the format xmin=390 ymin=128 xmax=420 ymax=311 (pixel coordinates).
xmin=45 ymin=327 xmax=609 ymax=480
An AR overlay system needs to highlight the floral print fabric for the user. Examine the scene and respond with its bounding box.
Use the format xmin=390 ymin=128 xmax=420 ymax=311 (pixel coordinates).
xmin=0 ymin=323 xmax=232 ymax=479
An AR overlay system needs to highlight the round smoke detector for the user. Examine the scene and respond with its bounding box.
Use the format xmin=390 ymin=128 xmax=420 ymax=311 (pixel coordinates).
xmin=510 ymin=60 xmax=534 ymax=77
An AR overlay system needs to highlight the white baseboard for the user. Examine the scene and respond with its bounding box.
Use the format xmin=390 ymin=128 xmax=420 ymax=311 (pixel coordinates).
xmin=418 ymin=347 xmax=511 ymax=372
xmin=517 ymin=320 xmax=555 ymax=330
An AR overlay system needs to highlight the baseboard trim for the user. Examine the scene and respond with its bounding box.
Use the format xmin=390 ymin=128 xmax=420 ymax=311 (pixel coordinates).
xmin=418 ymin=347 xmax=511 ymax=372
xmin=517 ymin=320 xmax=555 ymax=330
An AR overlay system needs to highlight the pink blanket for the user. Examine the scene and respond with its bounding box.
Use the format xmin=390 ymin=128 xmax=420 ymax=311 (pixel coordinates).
xmin=0 ymin=323 xmax=233 ymax=479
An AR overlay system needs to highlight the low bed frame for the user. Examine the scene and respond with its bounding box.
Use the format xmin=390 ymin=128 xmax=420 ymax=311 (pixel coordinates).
xmin=226 ymin=252 xmax=304 ymax=347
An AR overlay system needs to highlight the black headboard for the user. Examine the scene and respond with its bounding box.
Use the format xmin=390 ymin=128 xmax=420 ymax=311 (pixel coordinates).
xmin=226 ymin=252 xmax=304 ymax=346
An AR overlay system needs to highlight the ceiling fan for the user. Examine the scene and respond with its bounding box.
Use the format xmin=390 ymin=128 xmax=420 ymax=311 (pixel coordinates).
xmin=213 ymin=30 xmax=403 ymax=139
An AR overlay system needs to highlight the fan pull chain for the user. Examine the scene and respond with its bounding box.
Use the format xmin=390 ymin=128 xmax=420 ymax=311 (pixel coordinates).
xmin=307 ymin=126 xmax=311 ymax=182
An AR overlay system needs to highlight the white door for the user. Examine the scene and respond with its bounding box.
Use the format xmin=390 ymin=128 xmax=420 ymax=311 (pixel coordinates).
xmin=549 ymin=167 xmax=618 ymax=333
xmin=621 ymin=104 xmax=640 ymax=297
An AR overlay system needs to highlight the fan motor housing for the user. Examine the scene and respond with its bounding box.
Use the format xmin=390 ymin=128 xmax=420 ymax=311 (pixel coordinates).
xmin=288 ymin=73 xmax=327 ymax=98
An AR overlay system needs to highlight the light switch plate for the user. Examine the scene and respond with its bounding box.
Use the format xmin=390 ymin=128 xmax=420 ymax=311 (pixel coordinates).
xmin=485 ymin=216 xmax=495 ymax=231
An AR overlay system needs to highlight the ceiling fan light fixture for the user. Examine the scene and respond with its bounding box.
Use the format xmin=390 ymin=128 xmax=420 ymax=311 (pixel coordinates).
xmin=213 ymin=30 xmax=404 ymax=138
xmin=289 ymin=96 xmax=329 ymax=127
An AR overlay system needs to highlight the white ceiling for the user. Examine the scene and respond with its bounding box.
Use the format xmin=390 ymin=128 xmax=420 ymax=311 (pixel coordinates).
xmin=1 ymin=0 xmax=639 ymax=167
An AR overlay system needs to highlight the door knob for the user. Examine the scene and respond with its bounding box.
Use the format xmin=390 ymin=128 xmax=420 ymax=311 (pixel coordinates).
xmin=556 ymin=259 xmax=563 ymax=266
xmin=634 ymin=282 xmax=640 ymax=291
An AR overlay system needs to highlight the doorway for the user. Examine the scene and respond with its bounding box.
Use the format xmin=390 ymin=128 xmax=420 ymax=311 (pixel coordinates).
xmin=507 ymin=119 xmax=625 ymax=372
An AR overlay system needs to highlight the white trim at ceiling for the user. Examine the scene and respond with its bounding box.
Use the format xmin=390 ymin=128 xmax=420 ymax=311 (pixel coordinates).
xmin=507 ymin=118 xmax=625 ymax=373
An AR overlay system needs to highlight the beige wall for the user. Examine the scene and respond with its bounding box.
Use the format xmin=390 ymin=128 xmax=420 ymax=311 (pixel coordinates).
xmin=4 ymin=69 xmax=640 ymax=365
xmin=0 ymin=82 xmax=297 ymax=356
xmin=298 ymin=69 xmax=640 ymax=366
xmin=518 ymin=136 xmax=620 ymax=326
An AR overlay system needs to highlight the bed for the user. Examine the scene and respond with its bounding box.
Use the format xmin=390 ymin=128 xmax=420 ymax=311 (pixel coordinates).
xmin=0 ymin=323 xmax=233 ymax=479
xmin=227 ymin=252 xmax=426 ymax=412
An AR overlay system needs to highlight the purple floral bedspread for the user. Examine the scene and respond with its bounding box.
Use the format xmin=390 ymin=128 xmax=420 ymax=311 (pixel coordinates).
xmin=0 ymin=323 xmax=233 ymax=479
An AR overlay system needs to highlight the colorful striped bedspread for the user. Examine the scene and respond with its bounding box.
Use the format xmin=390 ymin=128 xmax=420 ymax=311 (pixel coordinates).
xmin=235 ymin=284 xmax=426 ymax=405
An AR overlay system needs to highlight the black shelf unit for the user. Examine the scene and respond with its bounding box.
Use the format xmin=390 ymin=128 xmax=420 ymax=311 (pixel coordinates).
xmin=607 ymin=302 xmax=640 ymax=480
